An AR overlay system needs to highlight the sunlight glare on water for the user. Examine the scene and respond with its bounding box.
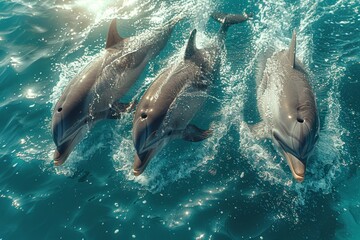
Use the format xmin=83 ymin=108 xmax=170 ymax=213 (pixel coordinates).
xmin=75 ymin=0 xmax=112 ymax=13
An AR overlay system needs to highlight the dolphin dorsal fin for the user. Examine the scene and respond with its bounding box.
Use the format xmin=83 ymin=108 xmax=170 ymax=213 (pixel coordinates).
xmin=106 ymin=19 xmax=124 ymax=49
xmin=288 ymin=30 xmax=296 ymax=68
xmin=184 ymin=29 xmax=197 ymax=60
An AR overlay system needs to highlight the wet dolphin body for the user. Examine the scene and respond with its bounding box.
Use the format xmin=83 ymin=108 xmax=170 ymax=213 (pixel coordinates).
xmin=132 ymin=13 xmax=251 ymax=175
xmin=51 ymin=18 xmax=181 ymax=166
xmin=253 ymin=31 xmax=319 ymax=182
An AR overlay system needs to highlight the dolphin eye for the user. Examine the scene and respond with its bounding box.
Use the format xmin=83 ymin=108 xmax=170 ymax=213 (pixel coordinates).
xmin=141 ymin=112 xmax=147 ymax=119
xmin=297 ymin=117 xmax=304 ymax=123
xmin=57 ymin=107 xmax=63 ymax=112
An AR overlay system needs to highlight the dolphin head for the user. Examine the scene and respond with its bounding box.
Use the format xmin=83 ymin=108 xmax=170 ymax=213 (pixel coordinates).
xmin=272 ymin=104 xmax=319 ymax=182
xmin=132 ymin=107 xmax=167 ymax=176
xmin=51 ymin=98 xmax=90 ymax=166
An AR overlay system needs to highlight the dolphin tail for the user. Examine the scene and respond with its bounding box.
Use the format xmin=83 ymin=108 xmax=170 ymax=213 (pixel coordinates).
xmin=211 ymin=12 xmax=252 ymax=34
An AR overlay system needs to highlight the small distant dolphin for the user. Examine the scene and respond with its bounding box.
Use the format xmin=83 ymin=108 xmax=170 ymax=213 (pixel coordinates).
xmin=51 ymin=17 xmax=181 ymax=166
xmin=132 ymin=13 xmax=251 ymax=175
xmin=253 ymin=31 xmax=319 ymax=182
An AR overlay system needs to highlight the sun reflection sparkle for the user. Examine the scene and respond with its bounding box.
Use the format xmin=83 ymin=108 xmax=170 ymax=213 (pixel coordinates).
xmin=123 ymin=0 xmax=137 ymax=7
xmin=25 ymin=88 xmax=37 ymax=99
xmin=75 ymin=0 xmax=109 ymax=13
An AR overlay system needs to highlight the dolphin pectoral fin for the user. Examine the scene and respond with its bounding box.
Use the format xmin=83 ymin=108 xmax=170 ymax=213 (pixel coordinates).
xmin=182 ymin=124 xmax=213 ymax=142
xmin=288 ymin=30 xmax=296 ymax=68
xmin=248 ymin=121 xmax=269 ymax=139
xmin=106 ymin=19 xmax=124 ymax=49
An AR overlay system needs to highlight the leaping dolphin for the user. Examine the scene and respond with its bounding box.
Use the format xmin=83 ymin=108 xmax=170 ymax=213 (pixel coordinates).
xmin=253 ymin=30 xmax=320 ymax=182
xmin=51 ymin=17 xmax=181 ymax=166
xmin=132 ymin=13 xmax=251 ymax=176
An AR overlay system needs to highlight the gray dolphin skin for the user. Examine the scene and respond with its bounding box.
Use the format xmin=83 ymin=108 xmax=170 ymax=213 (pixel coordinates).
xmin=132 ymin=13 xmax=251 ymax=176
xmin=254 ymin=31 xmax=320 ymax=182
xmin=51 ymin=18 xmax=181 ymax=166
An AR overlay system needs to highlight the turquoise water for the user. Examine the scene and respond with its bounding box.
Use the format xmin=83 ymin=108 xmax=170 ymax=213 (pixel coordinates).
xmin=0 ymin=0 xmax=359 ymax=239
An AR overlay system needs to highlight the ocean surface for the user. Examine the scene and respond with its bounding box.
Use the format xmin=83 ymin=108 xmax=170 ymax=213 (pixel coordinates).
xmin=0 ymin=0 xmax=359 ymax=239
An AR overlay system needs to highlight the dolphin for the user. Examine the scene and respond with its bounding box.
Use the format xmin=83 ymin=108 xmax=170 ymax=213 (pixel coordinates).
xmin=253 ymin=30 xmax=320 ymax=182
xmin=51 ymin=17 xmax=181 ymax=166
xmin=132 ymin=13 xmax=251 ymax=175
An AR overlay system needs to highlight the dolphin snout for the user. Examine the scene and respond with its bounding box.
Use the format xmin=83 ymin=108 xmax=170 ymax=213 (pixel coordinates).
xmin=53 ymin=148 xmax=69 ymax=166
xmin=133 ymin=154 xmax=144 ymax=176
xmin=133 ymin=149 xmax=156 ymax=176
xmin=283 ymin=151 xmax=305 ymax=182
xmin=52 ymin=126 xmax=86 ymax=166
xmin=273 ymin=129 xmax=306 ymax=182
